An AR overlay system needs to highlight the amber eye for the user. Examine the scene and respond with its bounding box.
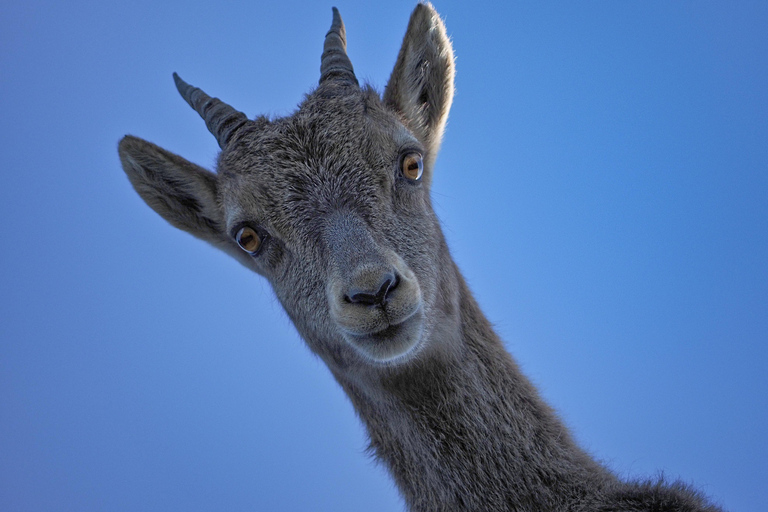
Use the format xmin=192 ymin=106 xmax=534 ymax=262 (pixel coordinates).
xmin=236 ymin=226 xmax=262 ymax=254
xmin=401 ymin=152 xmax=424 ymax=181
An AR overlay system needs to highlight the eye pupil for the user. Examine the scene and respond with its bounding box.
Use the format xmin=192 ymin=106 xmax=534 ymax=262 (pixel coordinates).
xmin=236 ymin=226 xmax=262 ymax=254
xmin=402 ymin=153 xmax=423 ymax=181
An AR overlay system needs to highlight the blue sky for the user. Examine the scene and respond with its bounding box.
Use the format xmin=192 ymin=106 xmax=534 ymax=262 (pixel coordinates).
xmin=1 ymin=1 xmax=766 ymax=511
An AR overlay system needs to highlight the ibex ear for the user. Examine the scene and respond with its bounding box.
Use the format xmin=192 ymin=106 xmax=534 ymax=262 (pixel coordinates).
xmin=119 ymin=135 xmax=230 ymax=250
xmin=384 ymin=3 xmax=455 ymax=177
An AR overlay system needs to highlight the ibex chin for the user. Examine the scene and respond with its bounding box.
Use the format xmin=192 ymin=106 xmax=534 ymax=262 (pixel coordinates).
xmin=119 ymin=4 xmax=724 ymax=511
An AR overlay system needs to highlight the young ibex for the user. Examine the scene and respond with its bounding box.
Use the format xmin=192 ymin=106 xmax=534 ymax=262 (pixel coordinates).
xmin=119 ymin=4 xmax=724 ymax=511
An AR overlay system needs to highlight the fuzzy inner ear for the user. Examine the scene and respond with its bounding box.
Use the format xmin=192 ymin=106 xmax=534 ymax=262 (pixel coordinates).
xmin=384 ymin=3 xmax=455 ymax=175
xmin=119 ymin=135 xmax=227 ymax=247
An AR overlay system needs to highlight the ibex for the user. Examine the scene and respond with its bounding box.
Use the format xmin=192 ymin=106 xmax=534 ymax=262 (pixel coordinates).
xmin=119 ymin=4 xmax=724 ymax=511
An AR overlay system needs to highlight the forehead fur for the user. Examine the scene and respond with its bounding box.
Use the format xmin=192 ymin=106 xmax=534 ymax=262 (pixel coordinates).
xmin=216 ymin=84 xmax=418 ymax=235
xmin=219 ymin=85 xmax=402 ymax=175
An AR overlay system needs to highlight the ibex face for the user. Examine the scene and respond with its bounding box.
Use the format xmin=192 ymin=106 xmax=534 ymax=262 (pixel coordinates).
xmin=119 ymin=5 xmax=455 ymax=368
xmin=215 ymin=88 xmax=438 ymax=365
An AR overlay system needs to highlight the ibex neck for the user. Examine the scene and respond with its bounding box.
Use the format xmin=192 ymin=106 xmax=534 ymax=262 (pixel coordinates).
xmin=335 ymin=271 xmax=613 ymax=511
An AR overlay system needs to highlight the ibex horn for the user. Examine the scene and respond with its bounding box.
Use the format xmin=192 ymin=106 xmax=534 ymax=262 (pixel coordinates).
xmin=319 ymin=7 xmax=358 ymax=86
xmin=173 ymin=72 xmax=250 ymax=148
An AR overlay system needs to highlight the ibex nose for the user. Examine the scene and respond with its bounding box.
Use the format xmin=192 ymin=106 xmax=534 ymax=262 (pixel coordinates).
xmin=345 ymin=272 xmax=399 ymax=307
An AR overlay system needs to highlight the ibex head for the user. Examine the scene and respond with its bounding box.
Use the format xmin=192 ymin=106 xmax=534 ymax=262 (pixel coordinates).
xmin=119 ymin=4 xmax=456 ymax=369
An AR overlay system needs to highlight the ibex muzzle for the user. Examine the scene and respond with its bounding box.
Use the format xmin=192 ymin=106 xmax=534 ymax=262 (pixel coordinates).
xmin=324 ymin=212 xmax=423 ymax=362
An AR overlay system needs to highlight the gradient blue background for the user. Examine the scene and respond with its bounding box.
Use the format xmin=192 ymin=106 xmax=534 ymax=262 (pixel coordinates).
xmin=1 ymin=1 xmax=766 ymax=511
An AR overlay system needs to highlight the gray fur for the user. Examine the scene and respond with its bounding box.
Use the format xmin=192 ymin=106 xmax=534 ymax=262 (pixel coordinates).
xmin=118 ymin=4 xmax=724 ymax=511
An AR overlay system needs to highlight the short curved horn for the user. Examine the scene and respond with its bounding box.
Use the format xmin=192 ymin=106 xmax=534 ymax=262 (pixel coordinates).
xmin=173 ymin=73 xmax=250 ymax=148
xmin=319 ymin=7 xmax=358 ymax=86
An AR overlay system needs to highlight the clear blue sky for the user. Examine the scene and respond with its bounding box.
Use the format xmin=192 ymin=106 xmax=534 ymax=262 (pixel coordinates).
xmin=1 ymin=1 xmax=766 ymax=511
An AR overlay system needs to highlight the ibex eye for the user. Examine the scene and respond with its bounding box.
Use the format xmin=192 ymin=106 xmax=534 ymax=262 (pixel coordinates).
xmin=401 ymin=152 xmax=424 ymax=181
xmin=236 ymin=226 xmax=262 ymax=254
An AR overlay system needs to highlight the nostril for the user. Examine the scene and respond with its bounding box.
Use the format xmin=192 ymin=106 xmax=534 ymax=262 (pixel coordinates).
xmin=346 ymin=290 xmax=377 ymax=306
xmin=389 ymin=274 xmax=400 ymax=293
xmin=345 ymin=271 xmax=399 ymax=307
xmin=379 ymin=273 xmax=399 ymax=303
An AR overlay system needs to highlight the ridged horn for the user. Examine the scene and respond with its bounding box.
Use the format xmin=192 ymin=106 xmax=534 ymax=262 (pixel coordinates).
xmin=173 ymin=72 xmax=250 ymax=148
xmin=319 ymin=7 xmax=358 ymax=86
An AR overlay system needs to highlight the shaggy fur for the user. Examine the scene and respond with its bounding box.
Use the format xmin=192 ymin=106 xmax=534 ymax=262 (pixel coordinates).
xmin=119 ymin=4 xmax=724 ymax=511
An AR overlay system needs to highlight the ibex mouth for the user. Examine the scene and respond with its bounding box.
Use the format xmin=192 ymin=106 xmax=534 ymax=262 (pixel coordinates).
xmin=344 ymin=306 xmax=424 ymax=363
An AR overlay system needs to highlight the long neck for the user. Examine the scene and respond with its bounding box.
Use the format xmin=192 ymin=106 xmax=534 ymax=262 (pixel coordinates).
xmin=335 ymin=269 xmax=614 ymax=511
